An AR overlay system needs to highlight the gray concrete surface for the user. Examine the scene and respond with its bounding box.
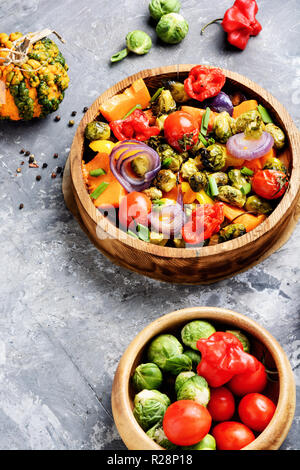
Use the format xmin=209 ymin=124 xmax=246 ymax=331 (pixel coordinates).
xmin=0 ymin=0 xmax=299 ymax=450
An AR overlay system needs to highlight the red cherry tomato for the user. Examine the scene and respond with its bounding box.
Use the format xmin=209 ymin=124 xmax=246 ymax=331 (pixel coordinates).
xmin=119 ymin=191 xmax=151 ymax=228
xmin=252 ymin=169 xmax=288 ymax=200
xmin=212 ymin=421 xmax=255 ymax=450
xmin=163 ymin=400 xmax=212 ymax=446
xmin=238 ymin=393 xmax=276 ymax=432
xmin=164 ymin=111 xmax=199 ymax=152
xmin=228 ymin=359 xmax=267 ymax=397
xmin=207 ymin=387 xmax=235 ymax=422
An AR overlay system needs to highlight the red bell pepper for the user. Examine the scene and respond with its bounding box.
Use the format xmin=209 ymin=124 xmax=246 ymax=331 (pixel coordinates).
xmin=184 ymin=66 xmax=226 ymax=102
xmin=201 ymin=0 xmax=262 ymax=51
xmin=109 ymin=109 xmax=160 ymax=141
xmin=196 ymin=332 xmax=258 ymax=387
xmin=182 ymin=202 xmax=224 ymax=245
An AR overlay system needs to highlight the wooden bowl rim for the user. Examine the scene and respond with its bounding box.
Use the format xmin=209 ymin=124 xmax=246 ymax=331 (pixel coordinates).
xmin=111 ymin=306 xmax=296 ymax=450
xmin=69 ymin=64 xmax=300 ymax=259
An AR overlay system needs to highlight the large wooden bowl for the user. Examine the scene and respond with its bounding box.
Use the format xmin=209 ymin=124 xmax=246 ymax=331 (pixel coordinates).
xmin=111 ymin=307 xmax=296 ymax=450
xmin=69 ymin=65 xmax=300 ymax=284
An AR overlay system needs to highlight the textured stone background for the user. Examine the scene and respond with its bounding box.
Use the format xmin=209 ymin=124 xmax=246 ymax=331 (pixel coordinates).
xmin=0 ymin=0 xmax=299 ymax=450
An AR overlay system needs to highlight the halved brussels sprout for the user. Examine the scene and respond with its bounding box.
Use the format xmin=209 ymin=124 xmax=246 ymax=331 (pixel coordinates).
xmin=226 ymin=330 xmax=251 ymax=353
xmin=228 ymin=169 xmax=249 ymax=191
xmin=180 ymin=158 xmax=198 ymax=179
xmin=263 ymin=156 xmax=287 ymax=173
xmin=149 ymin=231 xmax=168 ymax=246
xmin=133 ymin=389 xmax=171 ymax=431
xmin=147 ymin=334 xmax=192 ymax=374
xmin=154 ymin=169 xmax=177 ymax=192
xmin=167 ymin=81 xmax=190 ymax=103
xmin=177 ymin=375 xmax=210 ymax=406
xmin=217 ymin=185 xmax=246 ymax=208
xmin=200 ymin=145 xmax=226 ymax=172
xmin=219 ymin=223 xmax=246 ymax=242
xmin=153 ymin=89 xmax=176 ymax=115
xmin=155 ymin=114 xmax=168 ymax=130
xmin=85 ymin=121 xmax=110 ymax=141
xmin=143 ymin=187 xmax=163 ymax=200
xmin=245 ymin=195 xmax=272 ymax=215
xmin=209 ymin=171 xmax=228 ymax=187
xmin=146 ymin=423 xmax=177 ymax=449
xmin=265 ymin=123 xmax=285 ymax=149
xmin=235 ymin=110 xmax=264 ymax=139
xmin=131 ymin=154 xmax=150 ymax=177
xmin=189 ymin=171 xmax=208 ymax=192
xmin=213 ymin=111 xmax=236 ymax=143
xmin=174 ymin=370 xmax=196 ymax=395
xmin=132 ymin=363 xmax=163 ymax=391
xmin=181 ymin=320 xmax=216 ymax=350
xmin=182 ymin=434 xmax=216 ymax=450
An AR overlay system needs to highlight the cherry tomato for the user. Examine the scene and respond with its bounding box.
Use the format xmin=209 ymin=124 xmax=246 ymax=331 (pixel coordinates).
xmin=238 ymin=393 xmax=276 ymax=432
xmin=212 ymin=421 xmax=255 ymax=450
xmin=163 ymin=400 xmax=212 ymax=446
xmin=252 ymin=169 xmax=288 ymax=200
xmin=207 ymin=387 xmax=235 ymax=422
xmin=164 ymin=111 xmax=199 ymax=152
xmin=228 ymin=358 xmax=267 ymax=397
xmin=119 ymin=191 xmax=151 ymax=228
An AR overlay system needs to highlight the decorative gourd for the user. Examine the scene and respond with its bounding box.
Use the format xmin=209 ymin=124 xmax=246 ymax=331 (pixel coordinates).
xmin=0 ymin=30 xmax=69 ymax=120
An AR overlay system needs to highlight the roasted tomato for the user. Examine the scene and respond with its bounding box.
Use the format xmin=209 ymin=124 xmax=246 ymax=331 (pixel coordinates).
xmin=119 ymin=191 xmax=151 ymax=228
xmin=252 ymin=169 xmax=288 ymax=200
xmin=163 ymin=111 xmax=199 ymax=152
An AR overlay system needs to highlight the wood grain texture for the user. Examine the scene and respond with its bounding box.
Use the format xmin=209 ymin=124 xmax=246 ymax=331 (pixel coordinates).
xmin=69 ymin=65 xmax=300 ymax=284
xmin=111 ymin=307 xmax=296 ymax=451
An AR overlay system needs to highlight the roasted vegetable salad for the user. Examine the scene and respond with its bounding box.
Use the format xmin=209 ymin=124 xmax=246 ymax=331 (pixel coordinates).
xmin=130 ymin=319 xmax=277 ymax=450
xmin=82 ymin=66 xmax=289 ymax=248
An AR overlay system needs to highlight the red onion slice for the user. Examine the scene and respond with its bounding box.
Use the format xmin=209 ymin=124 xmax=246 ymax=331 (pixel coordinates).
xmin=148 ymin=203 xmax=186 ymax=238
xmin=226 ymin=131 xmax=274 ymax=161
xmin=110 ymin=140 xmax=161 ymax=192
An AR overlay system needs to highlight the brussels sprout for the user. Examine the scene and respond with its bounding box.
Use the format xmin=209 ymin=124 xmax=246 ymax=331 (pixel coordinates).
xmin=155 ymin=114 xmax=168 ymax=130
xmin=180 ymin=158 xmax=198 ymax=179
xmin=173 ymin=238 xmax=186 ymax=248
xmin=183 ymin=350 xmax=202 ymax=370
xmin=235 ymin=110 xmax=264 ymax=139
xmin=147 ymin=135 xmax=165 ymax=151
xmin=219 ymin=223 xmax=246 ymax=242
xmin=265 ymin=123 xmax=285 ymax=149
xmin=131 ymin=155 xmax=150 ymax=177
xmin=126 ymin=30 xmax=152 ymax=55
xmin=226 ymin=330 xmax=251 ymax=353
xmin=200 ymin=145 xmax=226 ymax=172
xmin=210 ymin=171 xmax=228 ymax=187
xmin=245 ymin=195 xmax=272 ymax=215
xmin=189 ymin=171 xmax=208 ymax=192
xmin=217 ymin=185 xmax=246 ymax=208
xmin=133 ymin=389 xmax=171 ymax=431
xmin=85 ymin=121 xmax=110 ymax=141
xmin=149 ymin=0 xmax=181 ymax=21
xmin=153 ymin=89 xmax=176 ymax=115
xmin=182 ymin=434 xmax=216 ymax=450
xmin=228 ymin=169 xmax=250 ymax=192
xmin=146 ymin=423 xmax=177 ymax=449
xmin=175 ymin=371 xmax=196 ymax=394
xmin=156 ymin=13 xmax=189 ymax=44
xmin=181 ymin=320 xmax=216 ymax=350
xmin=147 ymin=334 xmax=192 ymax=374
xmin=154 ymin=169 xmax=177 ymax=192
xmin=213 ymin=111 xmax=236 ymax=143
xmin=158 ymin=145 xmax=183 ymax=171
xmin=263 ymin=156 xmax=287 ymax=173
xmin=177 ymin=375 xmax=210 ymax=406
xmin=167 ymin=81 xmax=189 ymax=103
xmin=132 ymin=363 xmax=163 ymax=391
xmin=149 ymin=231 xmax=168 ymax=246
xmin=143 ymin=186 xmax=163 ymax=200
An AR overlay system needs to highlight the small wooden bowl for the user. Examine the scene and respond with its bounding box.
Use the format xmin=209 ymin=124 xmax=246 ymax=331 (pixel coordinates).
xmin=69 ymin=65 xmax=300 ymax=284
xmin=111 ymin=307 xmax=295 ymax=450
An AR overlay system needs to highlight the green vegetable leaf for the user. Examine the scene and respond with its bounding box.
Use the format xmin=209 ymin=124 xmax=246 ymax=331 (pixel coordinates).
xmin=110 ymin=48 xmax=129 ymax=63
